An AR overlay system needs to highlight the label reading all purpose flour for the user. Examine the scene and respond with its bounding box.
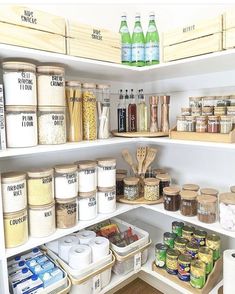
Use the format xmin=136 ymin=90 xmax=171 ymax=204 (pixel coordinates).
xmin=88 ymin=197 xmax=96 ymax=207
xmin=52 ymin=114 xmax=65 ymax=126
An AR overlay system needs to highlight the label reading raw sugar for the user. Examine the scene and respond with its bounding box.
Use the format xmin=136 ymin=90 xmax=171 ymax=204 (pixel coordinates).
xmin=18 ymin=72 xmax=34 ymax=91
xmin=132 ymin=43 xmax=145 ymax=62
xmin=145 ymin=42 xmax=159 ymax=62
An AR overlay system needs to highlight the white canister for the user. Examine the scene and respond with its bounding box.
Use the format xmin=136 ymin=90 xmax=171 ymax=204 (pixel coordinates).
xmin=97 ymin=158 xmax=116 ymax=188
xmin=98 ymin=186 xmax=116 ymax=214
xmin=5 ymin=106 xmax=38 ymax=148
xmin=29 ymin=201 xmax=55 ymax=238
xmin=1 ymin=172 xmax=27 ymax=213
xmin=78 ymin=191 xmax=97 ymax=221
xmin=76 ymin=160 xmax=97 ymax=193
xmin=54 ymin=164 xmax=78 ymax=199
xmin=2 ymin=61 xmax=37 ymax=106
xmin=37 ymin=65 xmax=65 ymax=106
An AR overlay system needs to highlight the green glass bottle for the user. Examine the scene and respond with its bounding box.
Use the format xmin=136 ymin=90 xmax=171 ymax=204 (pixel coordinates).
xmin=145 ymin=12 xmax=159 ymax=65
xmin=132 ymin=13 xmax=145 ymax=67
xmin=119 ymin=13 xmax=132 ymax=65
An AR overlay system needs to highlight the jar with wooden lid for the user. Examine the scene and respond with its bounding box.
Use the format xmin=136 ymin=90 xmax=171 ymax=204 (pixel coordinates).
xmin=82 ymin=83 xmax=97 ymax=140
xmin=200 ymin=188 xmax=219 ymax=197
xmin=65 ymin=81 xmax=83 ymax=142
xmin=185 ymin=116 xmax=196 ymax=132
xmin=197 ymin=195 xmax=217 ymax=223
xmin=207 ymin=115 xmax=220 ymax=133
xmin=2 ymin=61 xmax=37 ymax=106
xmin=55 ymin=197 xmax=77 ymax=229
xmin=177 ymin=115 xmax=186 ymax=132
xmin=189 ymin=97 xmax=202 ymax=108
xmin=78 ymin=190 xmax=97 ymax=220
xmin=202 ymin=106 xmax=213 ymax=116
xmin=219 ymin=193 xmax=235 ymax=231
xmin=116 ymin=173 xmax=127 ymax=197
xmin=182 ymin=184 xmax=200 ymax=192
xmin=180 ymin=190 xmax=198 ymax=216
xmin=216 ymin=96 xmax=231 ymax=107
xmin=181 ymin=107 xmax=191 ymax=116
xmin=191 ymin=107 xmax=202 ymax=117
xmin=124 ymin=177 xmax=139 ymax=200
xmin=230 ymin=186 xmax=235 ymax=193
xmin=76 ymin=160 xmax=97 ymax=192
xmin=37 ymin=65 xmax=65 ymax=106
xmin=143 ymin=178 xmax=160 ymax=201
xmin=98 ymin=186 xmax=116 ymax=213
xmin=97 ymin=157 xmax=116 ymax=188
xmin=220 ymin=115 xmax=232 ymax=134
xmin=163 ymin=186 xmax=181 ymax=211
xmin=54 ymin=164 xmax=78 ymax=199
xmin=157 ymin=173 xmax=171 ymax=196
xmin=202 ymin=96 xmax=215 ymax=107
xmin=196 ymin=116 xmax=207 ymax=133
xmin=153 ymin=168 xmax=167 ymax=176
xmin=1 ymin=172 xmax=27 ymax=213
xmin=27 ymin=168 xmax=54 ymax=206
xmin=6 ymin=106 xmax=38 ymax=148
xmin=227 ymin=106 xmax=235 ymax=124
xmin=214 ymin=106 xmax=226 ymax=116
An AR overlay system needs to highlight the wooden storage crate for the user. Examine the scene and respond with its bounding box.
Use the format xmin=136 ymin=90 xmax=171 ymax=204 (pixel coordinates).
xmin=163 ymin=16 xmax=223 ymax=62
xmin=66 ymin=20 xmax=121 ymax=63
xmin=0 ymin=5 xmax=66 ymax=53
xmin=223 ymin=8 xmax=235 ymax=49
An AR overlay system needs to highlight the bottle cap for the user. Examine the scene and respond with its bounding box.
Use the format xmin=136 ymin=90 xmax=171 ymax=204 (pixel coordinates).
xmin=122 ymin=12 xmax=127 ymax=17
xmin=135 ymin=12 xmax=141 ymax=17
xmin=149 ymin=11 xmax=155 ymax=16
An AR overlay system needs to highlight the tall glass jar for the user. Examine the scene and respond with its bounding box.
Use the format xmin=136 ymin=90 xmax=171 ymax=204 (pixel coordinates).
xmin=82 ymin=83 xmax=97 ymax=140
xmin=220 ymin=116 xmax=232 ymax=134
xmin=97 ymin=84 xmax=110 ymax=139
xmin=197 ymin=195 xmax=217 ymax=223
xmin=196 ymin=116 xmax=207 ymax=133
xmin=65 ymin=81 xmax=83 ymax=142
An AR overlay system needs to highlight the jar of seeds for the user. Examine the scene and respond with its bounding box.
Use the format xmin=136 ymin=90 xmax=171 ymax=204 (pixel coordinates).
xmin=124 ymin=177 xmax=139 ymax=201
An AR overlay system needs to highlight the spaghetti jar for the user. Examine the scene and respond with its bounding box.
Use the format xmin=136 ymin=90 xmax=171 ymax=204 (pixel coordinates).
xmin=208 ymin=115 xmax=220 ymax=133
xmin=97 ymin=157 xmax=116 ymax=188
xmin=124 ymin=177 xmax=139 ymax=200
xmin=166 ymin=249 xmax=180 ymax=275
xmin=156 ymin=174 xmax=171 ymax=196
xmin=144 ymin=178 xmax=160 ymax=201
xmin=178 ymin=254 xmax=192 ymax=282
xmin=65 ymin=81 xmax=83 ymax=142
xmin=163 ymin=186 xmax=181 ymax=211
xmin=55 ymin=197 xmax=77 ymax=229
xmin=219 ymin=193 xmax=235 ymax=231
xmin=198 ymin=247 xmax=213 ymax=274
xmin=180 ymin=190 xmax=198 ymax=216
xmin=82 ymin=83 xmax=97 ymax=140
xmin=190 ymin=260 xmax=206 ymax=289
xmin=196 ymin=116 xmax=207 ymax=133
xmin=197 ymin=195 xmax=217 ymax=223
xmin=206 ymin=234 xmax=220 ymax=261
xmin=176 ymin=115 xmax=186 ymax=132
xmin=77 ymin=160 xmax=97 ymax=193
xmin=220 ymin=115 xmax=232 ymax=134
xmin=97 ymin=84 xmax=110 ymax=139
xmin=182 ymin=184 xmax=200 ymax=192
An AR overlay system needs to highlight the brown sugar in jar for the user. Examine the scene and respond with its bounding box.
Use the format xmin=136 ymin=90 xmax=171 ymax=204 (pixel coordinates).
xmin=197 ymin=195 xmax=217 ymax=224
xmin=163 ymin=186 xmax=181 ymax=211
xmin=180 ymin=190 xmax=198 ymax=216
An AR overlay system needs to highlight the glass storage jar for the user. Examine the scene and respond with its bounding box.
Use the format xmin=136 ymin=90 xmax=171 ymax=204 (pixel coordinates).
xmin=189 ymin=97 xmax=202 ymax=108
xmin=202 ymin=96 xmax=215 ymax=107
xmin=77 ymin=160 xmax=97 ymax=193
xmin=6 ymin=106 xmax=38 ymax=148
xmin=2 ymin=61 xmax=37 ymax=106
xmin=38 ymin=106 xmax=66 ymax=145
xmin=182 ymin=184 xmax=200 ymax=192
xmin=207 ymin=115 xmax=220 ymax=133
xmin=214 ymin=106 xmax=226 ymax=116
xmin=78 ymin=190 xmax=97 ymax=220
xmin=180 ymin=190 xmax=198 ymax=216
xmin=97 ymin=84 xmax=110 ymax=139
xmin=157 ymin=174 xmax=171 ymax=196
xmin=65 ymin=81 xmax=83 ymax=142
xmin=97 ymin=157 xmax=116 ymax=188
xmin=124 ymin=177 xmax=139 ymax=200
xmin=197 ymin=195 xmax=217 ymax=223
xmin=143 ymin=178 xmax=160 ymax=201
xmin=202 ymin=106 xmax=213 ymax=116
xmin=185 ymin=116 xmax=196 ymax=132
xmin=219 ymin=193 xmax=235 ymax=231
xmin=116 ymin=172 xmax=127 ymax=198
xmin=82 ymin=83 xmax=97 ymax=140
xmin=55 ymin=197 xmax=77 ymax=229
xmin=220 ymin=115 xmax=232 ymax=134
xmin=191 ymin=107 xmax=202 ymax=117
xmin=163 ymin=186 xmax=181 ymax=211
xmin=196 ymin=116 xmax=207 ymax=133
xmin=37 ymin=65 xmax=65 ymax=106
xmin=54 ymin=164 xmax=78 ymax=199
xmin=98 ymin=186 xmax=116 ymax=214
xmin=216 ymin=95 xmax=230 ymax=106
xmin=227 ymin=106 xmax=235 ymax=124
xmin=200 ymin=188 xmax=219 ymax=197
xmin=181 ymin=107 xmax=191 ymax=116
xmin=177 ymin=116 xmax=186 ymax=132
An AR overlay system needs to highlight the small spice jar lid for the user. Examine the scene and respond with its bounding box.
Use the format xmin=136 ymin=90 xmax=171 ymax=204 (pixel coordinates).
xmin=96 ymin=84 xmax=110 ymax=89
xmin=163 ymin=186 xmax=181 ymax=195
xmin=153 ymin=168 xmax=167 ymax=175
xmin=230 ymin=186 xmax=235 ymax=193
xmin=197 ymin=195 xmax=217 ymax=204
xmin=219 ymin=193 xmax=235 ymax=205
xmin=208 ymin=115 xmax=219 ymax=120
xmin=65 ymin=81 xmax=81 ymax=87
xmin=180 ymin=190 xmax=198 ymax=200
xmin=116 ymin=173 xmax=126 ymax=180
xmin=27 ymin=168 xmax=54 ymax=178
xmin=156 ymin=173 xmax=171 ymax=182
xmin=98 ymin=186 xmax=115 ymax=192
xmin=182 ymin=184 xmax=200 ymax=192
xmin=5 ymin=105 xmax=37 ymax=112
xmin=54 ymin=164 xmax=77 ymax=173
xmin=200 ymin=188 xmax=219 ymax=197
xmin=97 ymin=157 xmax=116 ymax=166
xmin=82 ymin=83 xmax=96 ymax=89
xmin=76 ymin=160 xmax=97 ymax=169
xmin=37 ymin=65 xmax=65 ymax=74
xmin=2 ymin=61 xmax=36 ymax=71
xmin=116 ymin=169 xmax=127 ymax=175
xmin=2 ymin=171 xmax=26 ymax=183
xmin=78 ymin=190 xmax=96 ymax=198
xmin=124 ymin=177 xmax=139 ymax=185
xmin=144 ymin=178 xmax=160 ymax=186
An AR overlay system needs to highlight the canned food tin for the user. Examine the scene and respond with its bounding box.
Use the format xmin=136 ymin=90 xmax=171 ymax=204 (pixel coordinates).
xmin=198 ymin=247 xmax=213 ymax=274
xmin=155 ymin=243 xmax=168 ymax=268
xmin=186 ymin=242 xmax=199 ymax=259
xmin=206 ymin=234 xmax=220 ymax=261
xmin=178 ymin=254 xmax=192 ymax=281
xmin=190 ymin=260 xmax=206 ymax=289
xmin=166 ymin=249 xmax=180 ymax=275
xmin=172 ymin=221 xmax=184 ymax=237
xmin=174 ymin=237 xmax=188 ymax=254
xmin=182 ymin=225 xmax=195 ymax=242
xmin=164 ymin=232 xmax=176 ymax=249
xmin=193 ymin=230 xmax=207 ymax=246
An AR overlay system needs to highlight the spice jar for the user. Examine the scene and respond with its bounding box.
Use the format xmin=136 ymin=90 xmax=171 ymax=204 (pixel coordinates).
xmin=163 ymin=186 xmax=181 ymax=211
xmin=176 ymin=116 xmax=186 ymax=132
xmin=2 ymin=61 xmax=37 ymax=106
xmin=98 ymin=186 xmax=116 ymax=213
xmin=124 ymin=177 xmax=139 ymax=200
xmin=54 ymin=164 xmax=78 ymax=199
xmin=174 ymin=237 xmax=188 ymax=253
xmin=78 ymin=191 xmax=97 ymax=220
xmin=219 ymin=193 xmax=235 ymax=231
xmin=214 ymin=106 xmax=226 ymax=116
xmin=197 ymin=195 xmax=217 ymax=223
xmin=156 ymin=174 xmax=171 ymax=196
xmin=220 ymin=115 xmax=232 ymax=134
xmin=202 ymin=106 xmax=213 ymax=116
xmin=178 ymin=254 xmax=192 ymax=282
xmin=206 ymin=234 xmax=220 ymax=261
xmin=77 ymin=160 xmax=97 ymax=193
xmin=216 ymin=96 xmax=230 ymax=106
xmin=116 ymin=172 xmax=127 ymax=197
xmin=181 ymin=107 xmax=191 ymax=116
xmin=189 ymin=97 xmax=202 ymax=108
xmin=182 ymin=225 xmax=195 ymax=242
xmin=27 ymin=168 xmax=54 ymax=206
xmin=97 ymin=84 xmax=110 ymax=139
xmin=143 ymin=178 xmax=160 ymax=201
xmin=190 ymin=260 xmax=206 ymax=289
xmin=4 ymin=208 xmax=28 ymax=248
xmin=227 ymin=106 xmax=235 ymax=124
xmin=1 ymin=172 xmax=27 ymax=213
xmin=182 ymin=184 xmax=200 ymax=192
xmin=37 ymin=65 xmax=65 ymax=106
xmin=186 ymin=242 xmax=199 ymax=259
xmin=207 ymin=115 xmax=220 ymax=133
xmin=191 ymin=107 xmax=202 ymax=117
xmin=166 ymin=249 xmax=180 ymax=275
xmin=180 ymin=190 xmax=198 ymax=216
xmin=65 ymin=81 xmax=83 ymax=142
xmin=200 ymin=188 xmax=219 ymax=197
xmin=185 ymin=116 xmax=196 ymax=132
xmin=29 ymin=201 xmax=56 ymax=238
xmin=202 ymin=96 xmax=215 ymax=107
xmin=56 ymin=197 xmax=77 ymax=229
xmin=6 ymin=106 xmax=38 ymax=147
xmin=82 ymin=83 xmax=97 ymax=140
xmin=198 ymin=247 xmax=213 ymax=274
xmin=38 ymin=106 xmax=66 ymax=145
xmin=196 ymin=116 xmax=207 ymax=133
xmin=97 ymin=157 xmax=116 ymax=188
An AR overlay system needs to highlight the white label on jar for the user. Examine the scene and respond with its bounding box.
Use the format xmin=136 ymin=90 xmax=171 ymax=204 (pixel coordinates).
xmin=78 ymin=169 xmax=96 ymax=192
xmin=88 ymin=197 xmax=96 ymax=207
xmin=78 ymin=196 xmax=97 ymax=221
xmin=97 ymin=166 xmax=116 ymax=188
xmin=98 ymin=190 xmax=116 ymax=214
xmin=51 ymin=75 xmax=63 ymax=87
xmin=93 ymin=274 xmax=101 ymax=294
xmin=2 ymin=180 xmax=27 ymax=213
xmin=134 ymin=252 xmax=142 ymax=271
xmin=55 ymin=173 xmax=77 ymax=199
xmin=105 ymin=191 xmax=115 ymax=201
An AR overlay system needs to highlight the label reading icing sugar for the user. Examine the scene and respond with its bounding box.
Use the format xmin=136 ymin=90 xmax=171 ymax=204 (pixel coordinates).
xmin=145 ymin=42 xmax=159 ymax=62
xmin=105 ymin=191 xmax=115 ymax=201
xmin=132 ymin=43 xmax=145 ymax=62
xmin=134 ymin=252 xmax=142 ymax=271
xmin=50 ymin=75 xmax=64 ymax=87
xmin=122 ymin=43 xmax=131 ymax=62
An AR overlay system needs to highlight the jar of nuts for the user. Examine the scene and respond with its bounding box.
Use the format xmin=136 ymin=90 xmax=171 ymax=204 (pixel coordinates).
xmin=143 ymin=178 xmax=160 ymax=201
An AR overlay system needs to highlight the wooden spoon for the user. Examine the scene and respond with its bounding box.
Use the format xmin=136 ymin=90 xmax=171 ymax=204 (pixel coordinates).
xmin=136 ymin=146 xmax=147 ymax=175
xmin=122 ymin=149 xmax=137 ymax=174
xmin=142 ymin=147 xmax=158 ymax=174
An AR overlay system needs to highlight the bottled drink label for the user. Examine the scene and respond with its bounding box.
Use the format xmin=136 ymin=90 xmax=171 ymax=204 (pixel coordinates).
xmin=120 ymin=26 xmax=129 ymax=33
xmin=133 ymin=27 xmax=143 ymax=33
xmin=122 ymin=43 xmax=131 ymax=62
xmin=118 ymin=108 xmax=127 ymax=132
xmin=148 ymin=25 xmax=157 ymax=33
xmin=145 ymin=42 xmax=159 ymax=62
xmin=132 ymin=43 xmax=145 ymax=62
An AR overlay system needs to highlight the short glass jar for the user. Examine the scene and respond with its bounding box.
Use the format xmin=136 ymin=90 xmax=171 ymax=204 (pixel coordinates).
xmin=177 ymin=116 xmax=186 ymax=132
xmin=202 ymin=106 xmax=213 ymax=116
xmin=55 ymin=197 xmax=77 ymax=229
xmin=97 ymin=157 xmax=116 ymax=188
xmin=227 ymin=106 xmax=235 ymax=124
xmin=156 ymin=174 xmax=171 ymax=196
xmin=200 ymin=188 xmax=219 ymax=198
xmin=207 ymin=115 xmax=220 ymax=133
xmin=216 ymin=96 xmax=231 ymax=107
xmin=180 ymin=190 xmax=198 ymax=216
xmin=6 ymin=106 xmax=38 ymax=148
xmin=197 ymin=195 xmax=217 ymax=223
xmin=163 ymin=186 xmax=181 ymax=211
xmin=185 ymin=116 xmax=196 ymax=132
xmin=76 ymin=160 xmax=97 ymax=193
xmin=220 ymin=115 xmax=232 ymax=134
xmin=38 ymin=106 xmax=66 ymax=145
xmin=181 ymin=107 xmax=191 ymax=116
xmin=143 ymin=178 xmax=160 ymax=201
xmin=196 ymin=116 xmax=207 ymax=133
xmin=124 ymin=177 xmax=140 ymax=200
xmin=182 ymin=184 xmax=200 ymax=192
xmin=214 ymin=106 xmax=226 ymax=116
xmin=219 ymin=192 xmax=235 ymax=231
xmin=191 ymin=107 xmax=202 ymax=117
xmin=116 ymin=172 xmax=127 ymax=197
xmin=189 ymin=97 xmax=202 ymax=108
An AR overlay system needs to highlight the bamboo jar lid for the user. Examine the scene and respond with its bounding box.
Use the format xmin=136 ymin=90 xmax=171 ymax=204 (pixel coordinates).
xmin=200 ymin=188 xmax=219 ymax=197
xmin=220 ymin=193 xmax=235 ymax=205
xmin=2 ymin=171 xmax=26 ymax=183
xmin=144 ymin=178 xmax=160 ymax=186
xmin=163 ymin=186 xmax=180 ymax=195
xmin=197 ymin=195 xmax=217 ymax=204
xmin=182 ymin=184 xmax=200 ymax=192
xmin=180 ymin=190 xmax=198 ymax=200
xmin=124 ymin=177 xmax=139 ymax=185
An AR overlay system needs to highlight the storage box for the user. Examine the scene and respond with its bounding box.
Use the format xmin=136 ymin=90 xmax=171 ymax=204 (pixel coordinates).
xmin=0 ymin=5 xmax=66 ymax=53
xmin=223 ymin=9 xmax=235 ymax=49
xmin=66 ymin=20 xmax=121 ymax=63
xmin=163 ymin=16 xmax=223 ymax=62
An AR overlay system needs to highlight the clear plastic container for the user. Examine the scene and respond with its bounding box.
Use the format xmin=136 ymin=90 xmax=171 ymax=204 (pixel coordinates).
xmin=156 ymin=174 xmax=171 ymax=196
xmin=98 ymin=186 xmax=116 ymax=214
xmin=197 ymin=195 xmax=217 ymax=223
xmin=76 ymin=160 xmax=97 ymax=193
xmin=38 ymin=106 xmax=66 ymax=145
xmin=97 ymin=84 xmax=110 ymax=139
xmin=78 ymin=191 xmax=97 ymax=221
xmin=56 ymin=197 xmax=77 ymax=229
xmin=220 ymin=115 xmax=232 ymax=134
xmin=124 ymin=177 xmax=139 ymax=200
xmin=180 ymin=190 xmax=198 ymax=216
xmin=219 ymin=192 xmax=235 ymax=231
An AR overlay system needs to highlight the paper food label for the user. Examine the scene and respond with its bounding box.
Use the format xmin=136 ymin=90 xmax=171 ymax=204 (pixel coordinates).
xmin=134 ymin=252 xmax=142 ymax=271
xmin=93 ymin=274 xmax=101 ymax=294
